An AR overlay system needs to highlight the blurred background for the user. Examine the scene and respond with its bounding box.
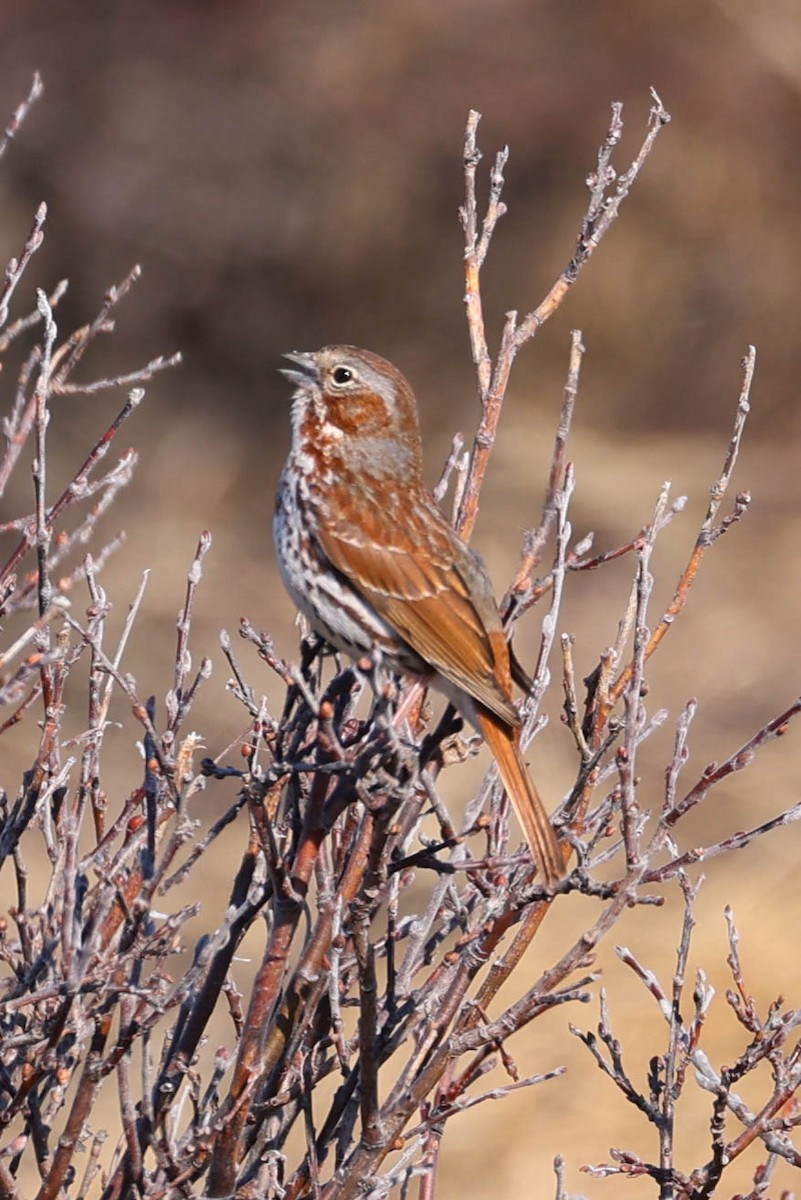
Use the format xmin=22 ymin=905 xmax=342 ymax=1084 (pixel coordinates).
xmin=2 ymin=1 xmax=801 ymax=1194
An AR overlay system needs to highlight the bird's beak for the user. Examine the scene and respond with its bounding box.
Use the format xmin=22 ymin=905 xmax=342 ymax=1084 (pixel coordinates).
xmin=280 ymin=351 xmax=319 ymax=386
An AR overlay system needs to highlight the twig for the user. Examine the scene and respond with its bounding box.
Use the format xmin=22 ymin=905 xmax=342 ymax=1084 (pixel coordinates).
xmin=0 ymin=72 xmax=43 ymax=162
xmin=508 ymin=329 xmax=586 ymax=597
xmin=456 ymin=96 xmax=670 ymax=541
xmin=168 ymin=531 xmax=213 ymax=732
xmin=0 ymin=388 xmax=145 ymax=589
xmin=608 ymin=346 xmax=755 ymax=710
xmin=0 ymin=204 xmax=47 ymax=332
xmin=517 ymin=91 xmax=671 ymax=346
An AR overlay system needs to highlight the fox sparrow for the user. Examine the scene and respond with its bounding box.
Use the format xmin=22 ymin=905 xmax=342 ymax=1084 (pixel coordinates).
xmin=274 ymin=345 xmax=563 ymax=885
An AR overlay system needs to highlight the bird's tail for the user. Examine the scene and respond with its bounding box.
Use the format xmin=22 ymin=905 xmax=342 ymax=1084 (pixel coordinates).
xmin=477 ymin=709 xmax=564 ymax=887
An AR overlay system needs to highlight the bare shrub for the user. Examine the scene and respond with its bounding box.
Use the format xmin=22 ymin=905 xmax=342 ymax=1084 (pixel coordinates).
xmin=1 ymin=78 xmax=799 ymax=1200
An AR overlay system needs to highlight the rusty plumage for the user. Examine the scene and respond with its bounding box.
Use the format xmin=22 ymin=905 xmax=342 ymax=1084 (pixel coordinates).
xmin=274 ymin=345 xmax=563 ymax=886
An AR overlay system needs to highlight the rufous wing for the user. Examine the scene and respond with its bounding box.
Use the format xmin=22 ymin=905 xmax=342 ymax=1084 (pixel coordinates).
xmin=315 ymin=496 xmax=519 ymax=724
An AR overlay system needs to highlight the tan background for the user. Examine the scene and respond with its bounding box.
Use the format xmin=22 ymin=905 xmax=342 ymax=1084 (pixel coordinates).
xmin=2 ymin=1 xmax=801 ymax=1195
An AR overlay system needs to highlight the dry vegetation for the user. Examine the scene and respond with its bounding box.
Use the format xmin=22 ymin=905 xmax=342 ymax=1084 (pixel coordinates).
xmin=2 ymin=74 xmax=801 ymax=1200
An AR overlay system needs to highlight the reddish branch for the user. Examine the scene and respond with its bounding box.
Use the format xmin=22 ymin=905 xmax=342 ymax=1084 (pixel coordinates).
xmin=457 ymin=92 xmax=670 ymax=542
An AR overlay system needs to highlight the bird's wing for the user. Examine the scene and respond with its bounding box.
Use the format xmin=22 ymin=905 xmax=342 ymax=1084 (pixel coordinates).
xmin=314 ymin=493 xmax=519 ymax=726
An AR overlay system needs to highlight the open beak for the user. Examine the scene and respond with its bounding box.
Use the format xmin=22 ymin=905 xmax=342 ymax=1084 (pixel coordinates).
xmin=280 ymin=350 xmax=319 ymax=387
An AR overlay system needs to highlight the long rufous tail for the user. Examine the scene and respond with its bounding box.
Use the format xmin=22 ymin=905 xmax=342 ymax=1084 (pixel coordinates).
xmin=477 ymin=709 xmax=564 ymax=887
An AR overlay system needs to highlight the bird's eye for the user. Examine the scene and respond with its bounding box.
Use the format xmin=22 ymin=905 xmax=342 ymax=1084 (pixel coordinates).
xmin=332 ymin=366 xmax=354 ymax=386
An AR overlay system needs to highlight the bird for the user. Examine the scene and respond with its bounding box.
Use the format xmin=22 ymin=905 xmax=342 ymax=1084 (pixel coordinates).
xmin=273 ymin=345 xmax=563 ymax=886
